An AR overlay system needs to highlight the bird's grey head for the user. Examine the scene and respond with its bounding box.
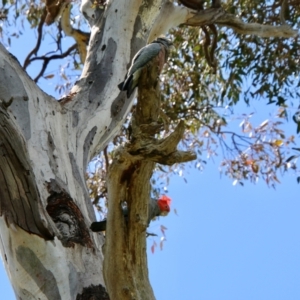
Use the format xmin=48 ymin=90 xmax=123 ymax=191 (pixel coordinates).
xmin=153 ymin=37 xmax=173 ymax=49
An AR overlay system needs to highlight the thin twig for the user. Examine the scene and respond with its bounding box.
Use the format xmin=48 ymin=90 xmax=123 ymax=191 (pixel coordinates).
xmin=23 ymin=8 xmax=47 ymax=69
xmin=33 ymin=44 xmax=77 ymax=82
xmin=103 ymin=146 xmax=109 ymax=170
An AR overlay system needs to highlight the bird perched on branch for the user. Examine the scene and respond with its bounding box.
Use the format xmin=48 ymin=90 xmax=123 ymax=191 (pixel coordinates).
xmin=90 ymin=195 xmax=172 ymax=232
xmin=118 ymin=37 xmax=173 ymax=98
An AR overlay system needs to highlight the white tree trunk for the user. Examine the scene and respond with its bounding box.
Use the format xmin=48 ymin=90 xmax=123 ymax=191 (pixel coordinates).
xmin=0 ymin=43 xmax=107 ymax=298
xmin=0 ymin=0 xmax=181 ymax=297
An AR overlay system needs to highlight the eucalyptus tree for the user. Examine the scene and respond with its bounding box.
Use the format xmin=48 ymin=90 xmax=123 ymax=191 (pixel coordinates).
xmin=0 ymin=0 xmax=299 ymax=299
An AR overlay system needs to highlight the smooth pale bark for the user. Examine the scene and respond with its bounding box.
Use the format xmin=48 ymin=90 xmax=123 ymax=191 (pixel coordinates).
xmin=0 ymin=0 xmax=296 ymax=299
xmin=0 ymin=43 xmax=107 ymax=299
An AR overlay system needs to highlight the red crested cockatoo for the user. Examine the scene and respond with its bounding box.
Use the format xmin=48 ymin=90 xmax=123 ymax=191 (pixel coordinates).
xmin=90 ymin=195 xmax=171 ymax=232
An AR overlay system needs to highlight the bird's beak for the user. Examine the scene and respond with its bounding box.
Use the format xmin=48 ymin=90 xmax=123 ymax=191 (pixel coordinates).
xmin=160 ymin=211 xmax=169 ymax=216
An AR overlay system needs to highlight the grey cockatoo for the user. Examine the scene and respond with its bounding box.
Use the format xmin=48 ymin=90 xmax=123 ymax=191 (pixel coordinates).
xmin=90 ymin=195 xmax=171 ymax=232
xmin=118 ymin=37 xmax=173 ymax=98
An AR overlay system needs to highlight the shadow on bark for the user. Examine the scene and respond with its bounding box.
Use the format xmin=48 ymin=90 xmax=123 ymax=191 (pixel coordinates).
xmin=0 ymin=106 xmax=53 ymax=239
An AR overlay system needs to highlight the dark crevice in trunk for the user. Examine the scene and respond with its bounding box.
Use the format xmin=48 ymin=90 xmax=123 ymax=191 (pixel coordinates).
xmin=46 ymin=187 xmax=94 ymax=248
xmin=76 ymin=284 xmax=110 ymax=300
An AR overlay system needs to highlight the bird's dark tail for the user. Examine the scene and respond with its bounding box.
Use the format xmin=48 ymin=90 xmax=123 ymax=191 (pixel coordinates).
xmin=118 ymin=81 xmax=124 ymax=90
xmin=118 ymin=75 xmax=132 ymax=90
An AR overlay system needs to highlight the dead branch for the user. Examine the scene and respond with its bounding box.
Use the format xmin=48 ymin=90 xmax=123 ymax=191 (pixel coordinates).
xmin=23 ymin=8 xmax=47 ymax=69
xmin=186 ymin=8 xmax=298 ymax=38
xmin=31 ymin=44 xmax=77 ymax=82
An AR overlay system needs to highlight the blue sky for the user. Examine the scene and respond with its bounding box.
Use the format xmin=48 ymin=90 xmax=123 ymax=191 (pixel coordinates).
xmin=148 ymin=167 xmax=300 ymax=300
xmin=1 ymin=12 xmax=300 ymax=300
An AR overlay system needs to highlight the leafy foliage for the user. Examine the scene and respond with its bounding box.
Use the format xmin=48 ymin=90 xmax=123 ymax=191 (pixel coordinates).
xmin=1 ymin=0 xmax=300 ymax=220
xmin=158 ymin=0 xmax=300 ymax=187
xmin=0 ymin=0 xmax=87 ymax=95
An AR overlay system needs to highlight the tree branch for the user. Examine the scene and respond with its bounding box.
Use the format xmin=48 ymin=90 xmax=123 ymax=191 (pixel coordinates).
xmin=60 ymin=4 xmax=90 ymax=63
xmin=150 ymin=3 xmax=297 ymax=41
xmin=148 ymin=0 xmax=194 ymax=42
xmin=32 ymin=44 xmax=77 ymax=82
xmin=186 ymin=8 xmax=298 ymax=38
xmin=23 ymin=8 xmax=47 ymax=70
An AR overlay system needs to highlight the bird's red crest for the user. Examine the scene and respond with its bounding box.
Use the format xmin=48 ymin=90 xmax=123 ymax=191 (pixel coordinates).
xmin=157 ymin=195 xmax=172 ymax=212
